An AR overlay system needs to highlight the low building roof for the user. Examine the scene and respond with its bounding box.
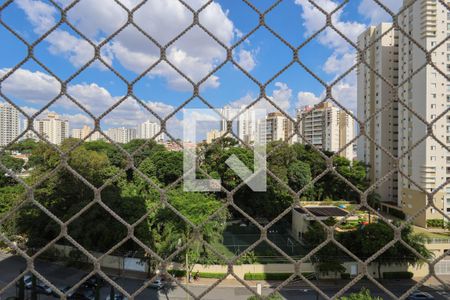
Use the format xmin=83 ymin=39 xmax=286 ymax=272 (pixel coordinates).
xmin=294 ymin=206 xmax=347 ymax=217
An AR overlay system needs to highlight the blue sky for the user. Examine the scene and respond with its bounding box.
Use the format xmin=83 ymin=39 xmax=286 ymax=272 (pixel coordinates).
xmin=0 ymin=0 xmax=402 ymax=139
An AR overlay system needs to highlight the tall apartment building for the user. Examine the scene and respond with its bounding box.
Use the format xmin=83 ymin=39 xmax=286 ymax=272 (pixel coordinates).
xmin=397 ymin=0 xmax=449 ymax=225
xmin=264 ymin=112 xmax=293 ymax=143
xmin=297 ymin=102 xmax=354 ymax=160
xmin=34 ymin=113 xmax=69 ymax=145
xmin=0 ymin=103 xmax=20 ymax=148
xmin=206 ymin=129 xmax=223 ymax=144
xmin=357 ymin=23 xmax=399 ymax=204
xmin=219 ymin=106 xmax=233 ymax=132
xmin=137 ymin=120 xmax=164 ymax=142
xmin=71 ymin=125 xmax=92 ymax=140
xmin=237 ymin=105 xmax=257 ymax=144
xmin=357 ymin=0 xmax=449 ymax=226
xmin=71 ymin=125 xmax=105 ymax=142
xmin=106 ymin=127 xmax=136 ymax=144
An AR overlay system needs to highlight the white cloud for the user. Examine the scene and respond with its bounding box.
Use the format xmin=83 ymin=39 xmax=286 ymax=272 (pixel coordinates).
xmin=295 ymin=0 xmax=366 ymax=54
xmin=331 ymin=81 xmax=356 ymax=112
xmin=297 ymin=81 xmax=356 ymax=114
xmin=294 ymin=0 xmax=366 ymax=112
xmin=269 ymin=82 xmax=292 ymax=111
xmin=358 ymin=0 xmax=401 ymax=24
xmin=0 ymin=68 xmax=60 ymax=103
xmin=230 ymin=82 xmax=293 ymax=113
xmin=15 ymin=0 xmax=57 ymax=34
xmin=1 ymin=68 xmax=179 ymax=132
xmin=297 ymin=91 xmax=322 ymax=107
xmin=323 ymin=52 xmax=356 ymax=75
xmin=46 ymin=30 xmax=95 ymax=67
xmin=235 ymin=49 xmax=257 ymax=72
xmin=14 ymin=0 xmax=248 ymax=91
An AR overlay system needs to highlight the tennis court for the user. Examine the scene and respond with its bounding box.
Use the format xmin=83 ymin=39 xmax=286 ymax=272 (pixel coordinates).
xmin=218 ymin=229 xmax=307 ymax=263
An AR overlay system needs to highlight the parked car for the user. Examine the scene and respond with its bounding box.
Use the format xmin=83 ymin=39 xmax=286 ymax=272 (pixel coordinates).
xmin=68 ymin=287 xmax=95 ymax=300
xmin=35 ymin=282 xmax=52 ymax=295
xmin=147 ymin=278 xmax=166 ymax=290
xmin=106 ymin=293 xmax=128 ymax=300
xmin=81 ymin=274 xmax=105 ymax=289
xmin=407 ymin=291 xmax=434 ymax=300
xmin=16 ymin=275 xmax=52 ymax=294
xmin=51 ymin=285 xmax=72 ymax=298
xmin=16 ymin=275 xmax=32 ymax=289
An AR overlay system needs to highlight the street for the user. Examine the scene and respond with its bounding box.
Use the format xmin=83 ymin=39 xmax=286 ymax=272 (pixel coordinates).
xmin=0 ymin=254 xmax=448 ymax=300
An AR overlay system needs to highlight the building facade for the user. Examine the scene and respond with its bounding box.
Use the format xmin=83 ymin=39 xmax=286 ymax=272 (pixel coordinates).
xmin=237 ymin=105 xmax=257 ymax=144
xmin=33 ymin=113 xmax=69 ymax=145
xmin=357 ymin=23 xmax=399 ymax=204
xmin=397 ymin=0 xmax=449 ymax=225
xmin=0 ymin=103 xmax=20 ymax=148
xmin=264 ymin=112 xmax=293 ymax=143
xmin=71 ymin=125 xmax=92 ymax=140
xmin=106 ymin=127 xmax=137 ymax=144
xmin=357 ymin=0 xmax=450 ymax=226
xmin=206 ymin=129 xmax=224 ymax=144
xmin=71 ymin=125 xmax=105 ymax=142
xmin=220 ymin=106 xmax=233 ymax=132
xmin=297 ymin=102 xmax=354 ymax=160
xmin=137 ymin=120 xmax=163 ymax=142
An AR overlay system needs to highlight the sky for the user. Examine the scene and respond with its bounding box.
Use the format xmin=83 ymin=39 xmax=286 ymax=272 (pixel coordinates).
xmin=0 ymin=0 xmax=403 ymax=140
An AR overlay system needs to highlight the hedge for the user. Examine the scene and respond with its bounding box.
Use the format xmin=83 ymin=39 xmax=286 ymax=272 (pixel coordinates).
xmin=382 ymin=272 xmax=413 ymax=279
xmin=196 ymin=272 xmax=227 ymax=279
xmin=168 ymin=270 xmax=226 ymax=279
xmin=168 ymin=270 xmax=186 ymax=277
xmin=248 ymin=293 xmax=283 ymax=300
xmin=244 ymin=272 xmax=313 ymax=281
xmin=427 ymin=219 xmax=446 ymax=228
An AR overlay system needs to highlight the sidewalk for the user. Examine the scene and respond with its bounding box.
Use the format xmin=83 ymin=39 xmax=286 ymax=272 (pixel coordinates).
xmin=104 ymin=269 xmax=449 ymax=291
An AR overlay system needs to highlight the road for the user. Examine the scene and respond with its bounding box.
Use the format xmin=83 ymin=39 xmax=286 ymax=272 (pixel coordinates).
xmin=0 ymin=254 xmax=448 ymax=300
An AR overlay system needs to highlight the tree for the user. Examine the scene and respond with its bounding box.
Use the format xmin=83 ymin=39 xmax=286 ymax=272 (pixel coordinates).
xmin=150 ymin=151 xmax=183 ymax=186
xmin=340 ymin=288 xmax=382 ymax=300
xmin=145 ymin=190 xmax=227 ymax=273
xmin=17 ymin=142 xmax=122 ymax=249
xmin=84 ymin=140 xmax=125 ymax=168
xmin=0 ymin=155 xmax=25 ymax=186
xmin=287 ymin=160 xmax=312 ymax=193
xmin=28 ymin=141 xmax=60 ymax=170
xmin=9 ymin=138 xmax=39 ymax=154
xmin=303 ymin=218 xmax=346 ymax=276
xmin=123 ymin=139 xmax=165 ymax=166
xmin=339 ymin=222 xmax=432 ymax=279
xmin=0 ymin=185 xmax=24 ymax=237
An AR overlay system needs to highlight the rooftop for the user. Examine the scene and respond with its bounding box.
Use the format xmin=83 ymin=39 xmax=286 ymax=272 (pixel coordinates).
xmin=294 ymin=206 xmax=348 ymax=217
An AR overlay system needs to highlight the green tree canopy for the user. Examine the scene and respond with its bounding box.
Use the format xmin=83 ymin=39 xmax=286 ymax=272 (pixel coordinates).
xmin=340 ymin=289 xmax=382 ymax=300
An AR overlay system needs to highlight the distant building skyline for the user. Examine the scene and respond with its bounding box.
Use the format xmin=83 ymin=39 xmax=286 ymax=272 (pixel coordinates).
xmin=297 ymin=102 xmax=354 ymax=160
xmin=33 ymin=113 xmax=69 ymax=145
xmin=0 ymin=103 xmax=20 ymax=148
xmin=137 ymin=120 xmax=164 ymax=142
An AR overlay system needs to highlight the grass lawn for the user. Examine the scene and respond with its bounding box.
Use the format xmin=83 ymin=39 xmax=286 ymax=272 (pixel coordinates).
xmin=413 ymin=226 xmax=450 ymax=238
